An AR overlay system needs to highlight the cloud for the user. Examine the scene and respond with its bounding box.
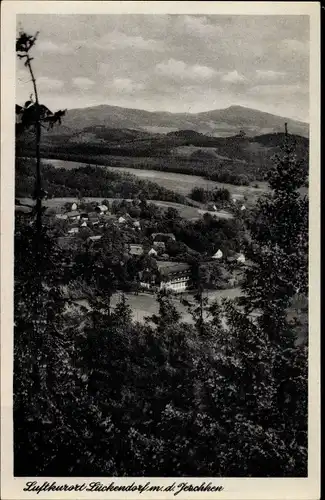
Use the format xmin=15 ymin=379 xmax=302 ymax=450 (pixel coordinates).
xmin=37 ymin=76 xmax=64 ymax=91
xmin=278 ymin=39 xmax=309 ymax=57
xmin=36 ymin=40 xmax=73 ymax=54
xmin=156 ymin=58 xmax=216 ymax=81
xmin=72 ymin=77 xmax=95 ymax=89
xmin=110 ymin=78 xmax=145 ymax=94
xmin=248 ymin=84 xmax=308 ymax=97
xmin=221 ymin=70 xmax=247 ymax=83
xmin=181 ymin=15 xmax=223 ymax=37
xmin=255 ymin=70 xmax=286 ymax=82
xmin=89 ymin=31 xmax=164 ymax=51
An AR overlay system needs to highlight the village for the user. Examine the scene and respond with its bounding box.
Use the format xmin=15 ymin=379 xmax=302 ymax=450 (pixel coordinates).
xmin=15 ymin=197 xmax=249 ymax=300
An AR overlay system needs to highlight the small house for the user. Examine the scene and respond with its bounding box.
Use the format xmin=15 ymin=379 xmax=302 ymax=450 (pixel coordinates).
xmin=71 ymin=202 xmax=78 ymax=211
xmin=68 ymin=227 xmax=79 ymax=234
xmin=66 ymin=211 xmax=80 ymax=220
xmin=148 ymin=248 xmax=158 ymax=257
xmin=240 ymin=205 xmax=246 ymax=211
xmin=129 ymin=244 xmax=144 ymax=256
xmin=56 ymin=214 xmax=68 ymax=220
xmin=133 ymin=221 xmax=141 ymax=230
xmin=96 ymin=205 xmax=109 ymax=214
xmin=15 ymin=205 xmax=33 ymax=214
xmin=88 ymin=213 xmax=99 ymax=225
xmin=153 ymin=241 xmax=166 ymax=251
xmin=237 ymin=253 xmax=246 ymax=264
xmin=57 ymin=236 xmax=76 ymax=250
xmin=151 ymin=233 xmax=176 ymax=242
xmin=118 ymin=216 xmax=126 ymax=224
xmin=81 ymin=221 xmax=87 ymax=227
xmin=212 ymin=249 xmax=223 ymax=260
xmin=88 ymin=235 xmax=102 ymax=242
xmin=102 ymin=214 xmax=115 ymax=222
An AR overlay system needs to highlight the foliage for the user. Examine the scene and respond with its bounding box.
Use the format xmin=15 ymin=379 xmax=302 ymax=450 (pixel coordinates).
xmin=15 ymin=158 xmax=188 ymax=205
xmin=241 ymin=132 xmax=308 ymax=341
xmin=190 ymin=187 xmax=231 ymax=204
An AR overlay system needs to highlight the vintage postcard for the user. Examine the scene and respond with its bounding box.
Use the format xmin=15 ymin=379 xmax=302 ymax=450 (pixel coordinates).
xmin=1 ymin=1 xmax=320 ymax=499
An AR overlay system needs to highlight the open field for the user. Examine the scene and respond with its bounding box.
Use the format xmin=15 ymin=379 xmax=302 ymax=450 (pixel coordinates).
xmin=42 ymin=158 xmax=270 ymax=202
xmin=75 ymin=288 xmax=243 ymax=325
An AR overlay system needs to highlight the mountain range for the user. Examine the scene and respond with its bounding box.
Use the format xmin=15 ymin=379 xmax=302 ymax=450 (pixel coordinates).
xmin=56 ymin=104 xmax=308 ymax=139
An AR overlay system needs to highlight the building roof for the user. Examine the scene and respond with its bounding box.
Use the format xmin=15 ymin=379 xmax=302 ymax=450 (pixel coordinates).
xmin=153 ymin=241 xmax=166 ymax=248
xmin=57 ymin=236 xmax=74 ymax=249
xmin=151 ymin=232 xmax=176 ymax=241
xmin=212 ymin=249 xmax=223 ymax=259
xmin=88 ymin=235 xmax=102 ymax=241
xmin=129 ymin=244 xmax=144 ymax=256
xmin=15 ymin=205 xmax=33 ymax=214
xmin=97 ymin=204 xmax=108 ymax=211
xmin=66 ymin=211 xmax=80 ymax=217
xmin=157 ymin=261 xmax=191 ymax=277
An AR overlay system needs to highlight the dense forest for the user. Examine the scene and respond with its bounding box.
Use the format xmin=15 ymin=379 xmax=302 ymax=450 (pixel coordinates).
xmin=16 ymin=129 xmax=309 ymax=186
xmin=15 ymin=158 xmax=189 ymax=204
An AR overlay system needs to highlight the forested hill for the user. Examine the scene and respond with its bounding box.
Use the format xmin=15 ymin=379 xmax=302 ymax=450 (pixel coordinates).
xmin=16 ymin=129 xmax=309 ymax=185
xmin=37 ymin=104 xmax=308 ymax=138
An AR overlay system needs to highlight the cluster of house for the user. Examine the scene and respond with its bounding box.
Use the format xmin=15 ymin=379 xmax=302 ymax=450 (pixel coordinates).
xmin=207 ymin=202 xmax=246 ymax=212
xmin=55 ymin=202 xmax=142 ymax=236
xmin=51 ymin=202 xmax=247 ymax=294
xmin=212 ymin=248 xmax=246 ymax=264
xmin=129 ymin=233 xmax=176 ymax=260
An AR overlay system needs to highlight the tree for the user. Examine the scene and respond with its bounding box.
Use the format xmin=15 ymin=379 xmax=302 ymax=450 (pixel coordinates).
xmin=16 ymin=30 xmax=66 ymax=233
xmin=242 ymin=128 xmax=308 ymax=342
xmin=190 ymin=187 xmax=209 ymax=203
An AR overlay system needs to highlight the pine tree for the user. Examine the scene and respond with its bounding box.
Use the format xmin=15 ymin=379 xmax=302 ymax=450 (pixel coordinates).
xmin=242 ymin=127 xmax=308 ymax=343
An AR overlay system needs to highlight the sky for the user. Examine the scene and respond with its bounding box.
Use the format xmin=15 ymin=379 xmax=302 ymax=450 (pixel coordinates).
xmin=16 ymin=14 xmax=310 ymax=122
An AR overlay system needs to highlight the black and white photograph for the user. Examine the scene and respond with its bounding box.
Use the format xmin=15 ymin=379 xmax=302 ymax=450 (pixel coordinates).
xmin=0 ymin=2 xmax=320 ymax=498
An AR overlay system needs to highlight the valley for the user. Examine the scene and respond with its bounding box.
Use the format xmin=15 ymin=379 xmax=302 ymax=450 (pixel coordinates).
xmin=41 ymin=158 xmax=270 ymax=200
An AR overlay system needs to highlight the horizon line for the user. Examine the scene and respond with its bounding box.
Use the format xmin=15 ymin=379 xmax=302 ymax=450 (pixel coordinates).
xmin=61 ymin=102 xmax=309 ymax=124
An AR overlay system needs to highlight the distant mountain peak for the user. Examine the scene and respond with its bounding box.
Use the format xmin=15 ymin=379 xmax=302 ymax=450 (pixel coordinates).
xmin=61 ymin=103 xmax=309 ymax=138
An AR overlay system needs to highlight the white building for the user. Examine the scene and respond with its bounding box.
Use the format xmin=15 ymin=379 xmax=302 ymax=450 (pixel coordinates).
xmin=140 ymin=261 xmax=191 ymax=293
xmin=158 ymin=262 xmax=191 ymax=293
xmin=97 ymin=204 xmax=109 ymax=213
xmin=148 ymin=248 xmax=158 ymax=257
xmin=237 ymin=253 xmax=246 ymax=263
xmin=71 ymin=202 xmax=78 ymax=211
xmin=241 ymin=205 xmax=246 ymax=211
xmin=118 ymin=216 xmax=126 ymax=224
xmin=212 ymin=249 xmax=223 ymax=259
xmin=88 ymin=235 xmax=102 ymax=242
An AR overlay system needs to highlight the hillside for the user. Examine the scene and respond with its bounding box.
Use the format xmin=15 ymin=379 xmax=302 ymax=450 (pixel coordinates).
xmin=44 ymin=104 xmax=309 ymax=138
xmin=16 ymin=128 xmax=309 ymax=187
